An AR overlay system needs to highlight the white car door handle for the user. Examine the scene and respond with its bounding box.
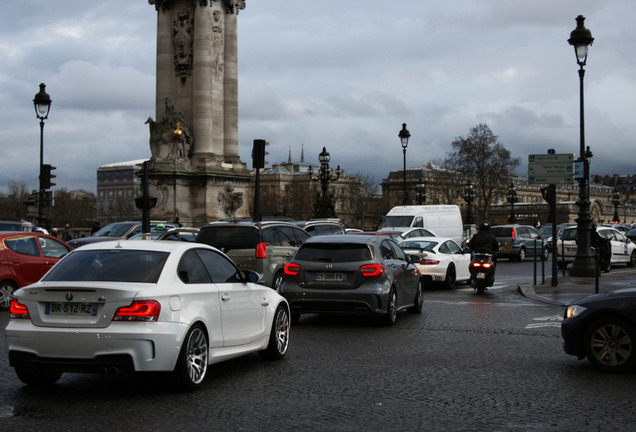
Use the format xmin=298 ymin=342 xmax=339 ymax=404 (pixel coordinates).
xmin=221 ymin=293 xmax=230 ymax=301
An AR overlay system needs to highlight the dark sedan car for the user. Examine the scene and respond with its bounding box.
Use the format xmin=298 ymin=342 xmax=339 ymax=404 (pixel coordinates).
xmin=280 ymin=234 xmax=422 ymax=326
xmin=562 ymin=288 xmax=636 ymax=372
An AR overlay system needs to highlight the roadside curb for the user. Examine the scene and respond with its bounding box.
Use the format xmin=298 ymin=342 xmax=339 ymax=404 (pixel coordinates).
xmin=517 ymin=284 xmax=565 ymax=307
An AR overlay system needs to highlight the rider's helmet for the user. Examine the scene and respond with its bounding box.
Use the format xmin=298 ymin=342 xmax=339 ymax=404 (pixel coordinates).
xmin=479 ymin=221 xmax=490 ymax=231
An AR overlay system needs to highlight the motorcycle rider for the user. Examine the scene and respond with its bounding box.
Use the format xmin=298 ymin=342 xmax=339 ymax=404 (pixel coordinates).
xmin=468 ymin=221 xmax=500 ymax=286
xmin=468 ymin=221 xmax=500 ymax=255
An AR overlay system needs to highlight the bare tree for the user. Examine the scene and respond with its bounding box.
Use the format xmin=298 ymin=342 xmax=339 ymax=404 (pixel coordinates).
xmin=444 ymin=124 xmax=520 ymax=220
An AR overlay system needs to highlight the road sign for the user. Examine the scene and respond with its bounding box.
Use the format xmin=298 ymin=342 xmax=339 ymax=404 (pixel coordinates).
xmin=528 ymin=153 xmax=575 ymax=185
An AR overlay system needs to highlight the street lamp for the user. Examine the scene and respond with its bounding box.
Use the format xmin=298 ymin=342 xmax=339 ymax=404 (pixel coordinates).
xmin=624 ymin=195 xmax=631 ymax=223
xmin=399 ymin=123 xmax=410 ymax=205
xmin=612 ymin=188 xmax=621 ymax=223
xmin=416 ymin=179 xmax=427 ymax=205
xmin=308 ymin=146 xmax=342 ymax=218
xmin=507 ymin=182 xmax=518 ymax=223
xmin=462 ymin=181 xmax=475 ymax=225
xmin=33 ymin=83 xmax=52 ymax=228
xmin=568 ymin=15 xmax=596 ymax=277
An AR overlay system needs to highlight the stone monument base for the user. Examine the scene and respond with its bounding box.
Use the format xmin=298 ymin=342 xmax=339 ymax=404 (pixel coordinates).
xmin=146 ymin=160 xmax=252 ymax=227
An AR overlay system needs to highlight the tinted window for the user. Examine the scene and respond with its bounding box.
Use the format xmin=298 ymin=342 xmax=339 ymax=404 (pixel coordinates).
xmin=196 ymin=249 xmax=240 ymax=283
xmin=562 ymin=229 xmax=577 ymax=240
xmin=197 ymin=226 xmax=260 ymax=251
xmin=389 ymin=241 xmax=408 ymax=261
xmin=6 ymin=236 xmax=39 ymax=256
xmin=400 ymin=240 xmax=437 ymax=251
xmin=380 ymin=240 xmax=396 ymax=260
xmin=491 ymin=227 xmax=512 ymax=237
xmin=275 ymin=226 xmax=298 ymax=247
xmin=178 ymin=250 xmax=212 ymax=284
xmin=380 ymin=216 xmax=414 ymax=228
xmin=44 ymin=250 xmax=168 ymax=283
xmin=295 ymin=243 xmax=372 ymax=263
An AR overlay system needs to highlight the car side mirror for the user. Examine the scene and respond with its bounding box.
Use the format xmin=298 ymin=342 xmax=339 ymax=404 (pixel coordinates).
xmin=242 ymin=270 xmax=260 ymax=283
xmin=409 ymin=255 xmax=420 ymax=264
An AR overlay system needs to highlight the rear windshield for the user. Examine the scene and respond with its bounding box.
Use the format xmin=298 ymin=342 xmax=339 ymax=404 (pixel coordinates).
xmin=295 ymin=243 xmax=372 ymax=263
xmin=380 ymin=216 xmax=413 ymax=228
xmin=491 ymin=227 xmax=512 ymax=237
xmin=400 ymin=240 xmax=437 ymax=251
xmin=561 ymin=229 xmax=578 ymax=240
xmin=44 ymin=250 xmax=169 ymax=283
xmin=197 ymin=226 xmax=260 ymax=251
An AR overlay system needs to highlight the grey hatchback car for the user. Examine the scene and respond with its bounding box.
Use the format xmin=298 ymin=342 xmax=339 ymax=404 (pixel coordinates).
xmin=491 ymin=224 xmax=548 ymax=261
xmin=280 ymin=234 xmax=422 ymax=325
xmin=196 ymin=221 xmax=311 ymax=290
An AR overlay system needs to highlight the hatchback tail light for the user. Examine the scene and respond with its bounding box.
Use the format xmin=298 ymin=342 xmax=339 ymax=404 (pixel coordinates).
xmin=113 ymin=300 xmax=161 ymax=322
xmin=360 ymin=264 xmax=385 ymax=278
xmin=256 ymin=242 xmax=269 ymax=259
xmin=9 ymin=299 xmax=30 ymax=319
xmin=284 ymin=262 xmax=300 ymax=277
xmin=511 ymin=228 xmax=517 ymax=242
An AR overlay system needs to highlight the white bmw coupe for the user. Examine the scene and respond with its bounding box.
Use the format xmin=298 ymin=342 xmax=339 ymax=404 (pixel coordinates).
xmin=6 ymin=240 xmax=290 ymax=390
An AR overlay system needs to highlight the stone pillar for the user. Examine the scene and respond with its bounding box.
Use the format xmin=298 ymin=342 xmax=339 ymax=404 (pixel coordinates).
xmin=191 ymin=2 xmax=214 ymax=158
xmin=155 ymin=1 xmax=174 ymax=120
xmin=223 ymin=5 xmax=240 ymax=163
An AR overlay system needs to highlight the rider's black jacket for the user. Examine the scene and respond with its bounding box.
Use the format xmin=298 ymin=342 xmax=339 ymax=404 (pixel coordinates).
xmin=469 ymin=230 xmax=500 ymax=254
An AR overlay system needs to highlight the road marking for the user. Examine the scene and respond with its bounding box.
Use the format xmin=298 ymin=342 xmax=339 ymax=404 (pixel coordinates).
xmin=525 ymin=314 xmax=562 ymax=329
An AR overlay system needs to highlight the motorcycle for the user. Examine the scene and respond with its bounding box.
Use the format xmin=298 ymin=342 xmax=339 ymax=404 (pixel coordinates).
xmin=469 ymin=251 xmax=496 ymax=294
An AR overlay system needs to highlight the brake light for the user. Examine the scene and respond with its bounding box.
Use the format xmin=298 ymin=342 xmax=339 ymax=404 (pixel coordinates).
xmin=284 ymin=262 xmax=300 ymax=277
xmin=113 ymin=300 xmax=161 ymax=321
xmin=472 ymin=262 xmax=493 ymax=269
xmin=511 ymin=228 xmax=516 ymax=242
xmin=256 ymin=242 xmax=269 ymax=259
xmin=419 ymin=259 xmax=440 ymax=265
xmin=360 ymin=264 xmax=385 ymax=278
xmin=9 ymin=299 xmax=30 ymax=319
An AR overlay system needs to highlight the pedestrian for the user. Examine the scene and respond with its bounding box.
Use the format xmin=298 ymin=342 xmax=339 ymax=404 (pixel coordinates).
xmin=62 ymin=224 xmax=73 ymax=241
xmin=51 ymin=227 xmax=59 ymax=238
xmin=91 ymin=221 xmax=101 ymax=235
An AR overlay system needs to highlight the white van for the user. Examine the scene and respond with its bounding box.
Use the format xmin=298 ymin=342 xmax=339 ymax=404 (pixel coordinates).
xmin=379 ymin=205 xmax=464 ymax=244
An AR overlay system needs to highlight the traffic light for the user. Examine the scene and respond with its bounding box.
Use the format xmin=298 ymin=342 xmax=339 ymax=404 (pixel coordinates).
xmin=135 ymin=196 xmax=158 ymax=210
xmin=540 ymin=184 xmax=555 ymax=203
xmin=252 ymin=139 xmax=269 ymax=169
xmin=40 ymin=164 xmax=56 ymax=189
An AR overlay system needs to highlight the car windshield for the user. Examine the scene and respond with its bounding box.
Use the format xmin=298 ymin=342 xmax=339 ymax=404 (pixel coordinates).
xmin=43 ymin=249 xmax=169 ymax=283
xmin=294 ymin=243 xmax=372 ymax=263
xmin=561 ymin=229 xmax=578 ymax=241
xmin=400 ymin=241 xmax=437 ymax=251
xmin=380 ymin=216 xmax=413 ymax=228
xmin=93 ymin=222 xmax=136 ymax=238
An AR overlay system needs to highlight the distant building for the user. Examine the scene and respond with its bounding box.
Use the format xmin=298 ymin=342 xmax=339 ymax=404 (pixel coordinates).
xmin=96 ymin=159 xmax=146 ymax=224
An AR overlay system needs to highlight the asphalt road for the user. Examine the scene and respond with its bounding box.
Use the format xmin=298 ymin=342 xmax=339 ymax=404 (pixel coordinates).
xmin=1 ymin=260 xmax=635 ymax=431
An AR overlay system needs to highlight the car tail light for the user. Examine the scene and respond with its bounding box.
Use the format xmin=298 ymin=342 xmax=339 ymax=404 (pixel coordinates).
xmin=113 ymin=300 xmax=161 ymax=322
xmin=511 ymin=228 xmax=516 ymax=242
xmin=9 ymin=299 xmax=30 ymax=319
xmin=256 ymin=242 xmax=269 ymax=259
xmin=360 ymin=264 xmax=385 ymax=278
xmin=419 ymin=259 xmax=440 ymax=265
xmin=284 ymin=262 xmax=300 ymax=277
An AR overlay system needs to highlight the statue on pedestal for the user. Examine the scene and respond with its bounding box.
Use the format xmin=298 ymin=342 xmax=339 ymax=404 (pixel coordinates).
xmin=145 ymin=97 xmax=193 ymax=163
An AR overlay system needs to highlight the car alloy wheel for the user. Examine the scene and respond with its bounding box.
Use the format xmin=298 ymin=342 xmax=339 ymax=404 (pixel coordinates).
xmin=383 ymin=289 xmax=397 ymax=326
xmin=259 ymin=305 xmax=290 ymax=360
xmin=173 ymin=324 xmax=208 ymax=390
xmin=584 ymin=317 xmax=636 ymax=372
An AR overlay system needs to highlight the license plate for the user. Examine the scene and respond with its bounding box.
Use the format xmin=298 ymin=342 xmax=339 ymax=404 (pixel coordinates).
xmin=477 ymin=273 xmax=486 ymax=279
xmin=314 ymin=272 xmax=346 ymax=281
xmin=45 ymin=302 xmax=98 ymax=316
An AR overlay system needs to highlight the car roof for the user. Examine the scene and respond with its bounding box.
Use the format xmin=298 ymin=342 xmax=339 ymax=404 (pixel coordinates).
xmin=400 ymin=236 xmax=453 ymax=243
xmin=303 ymin=234 xmax=393 ymax=245
xmin=69 ymin=239 xmax=217 ymax=254
xmin=202 ymin=220 xmax=300 ymax=228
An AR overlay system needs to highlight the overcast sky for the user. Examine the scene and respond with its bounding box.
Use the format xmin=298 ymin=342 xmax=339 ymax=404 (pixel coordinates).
xmin=1 ymin=0 xmax=634 ymax=194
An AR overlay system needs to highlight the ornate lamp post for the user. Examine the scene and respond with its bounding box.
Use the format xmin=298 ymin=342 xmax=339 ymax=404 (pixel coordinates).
xmin=308 ymin=146 xmax=342 ymax=218
xmin=462 ymin=182 xmax=475 ymax=225
xmin=612 ymin=188 xmax=621 ymax=223
xmin=33 ymin=83 xmax=52 ymax=228
xmin=624 ymin=195 xmax=631 ymax=223
xmin=507 ymin=182 xmax=518 ymax=223
xmin=568 ymin=15 xmax=596 ymax=277
xmin=399 ymin=123 xmax=410 ymax=205
xmin=416 ymin=179 xmax=427 ymax=205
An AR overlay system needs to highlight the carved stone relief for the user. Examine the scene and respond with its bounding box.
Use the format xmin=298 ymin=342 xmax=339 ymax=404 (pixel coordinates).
xmin=173 ymin=8 xmax=194 ymax=83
